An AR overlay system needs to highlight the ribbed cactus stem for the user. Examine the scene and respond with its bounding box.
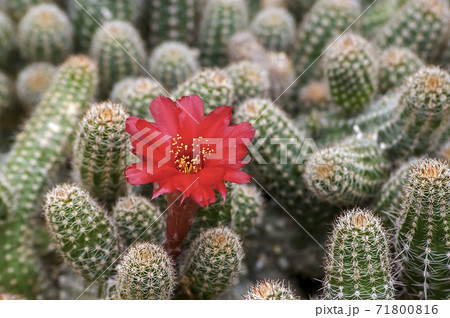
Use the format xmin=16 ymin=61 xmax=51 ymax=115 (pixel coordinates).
xmin=0 ymin=10 xmax=15 ymax=70
xmin=2 ymin=0 xmax=49 ymax=22
xmin=73 ymin=102 xmax=129 ymax=209
xmin=115 ymin=242 xmax=176 ymax=300
xmin=245 ymin=280 xmax=298 ymax=300
xmin=181 ymin=227 xmax=243 ymax=299
xmin=395 ymin=159 xmax=450 ymax=300
xmin=44 ymin=184 xmax=123 ymax=283
xmin=323 ymin=208 xmax=395 ymax=300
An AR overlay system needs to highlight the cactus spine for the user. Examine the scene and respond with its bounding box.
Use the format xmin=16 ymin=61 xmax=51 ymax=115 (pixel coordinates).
xmin=90 ymin=20 xmax=145 ymax=98
xmin=115 ymin=242 xmax=176 ymax=300
xmin=73 ymin=102 xmax=129 ymax=209
xmin=44 ymin=184 xmax=123 ymax=283
xmin=0 ymin=176 xmax=13 ymax=225
xmin=181 ymin=227 xmax=243 ymax=299
xmin=323 ymin=208 xmax=395 ymax=300
xmin=395 ymin=159 xmax=450 ymax=300
xmin=0 ymin=10 xmax=14 ymax=70
xmin=199 ymin=0 xmax=248 ymax=67
xmin=18 ymin=4 xmax=73 ymax=64
xmin=148 ymin=41 xmax=199 ymax=91
xmin=245 ymin=280 xmax=298 ymax=300
xmin=112 ymin=195 xmax=165 ymax=246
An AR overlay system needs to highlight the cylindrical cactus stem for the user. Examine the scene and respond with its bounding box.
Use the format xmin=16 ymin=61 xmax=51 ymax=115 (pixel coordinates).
xmin=304 ymin=136 xmax=390 ymax=206
xmin=378 ymin=47 xmax=425 ymax=94
xmin=44 ymin=184 xmax=123 ymax=283
xmin=250 ymin=7 xmax=295 ymax=52
xmin=18 ymin=4 xmax=73 ymax=64
xmin=16 ymin=62 xmax=56 ymax=110
xmin=395 ymin=159 xmax=450 ymax=300
xmin=90 ymin=20 xmax=146 ymax=98
xmin=0 ymin=10 xmax=15 ymax=71
xmin=146 ymin=0 xmax=196 ymax=47
xmin=377 ymin=0 xmax=450 ymax=62
xmin=324 ymin=33 xmax=378 ymax=116
xmin=112 ymin=194 xmax=165 ymax=246
xmin=181 ymin=227 xmax=244 ymax=299
xmin=360 ymin=0 xmax=398 ymax=38
xmin=0 ymin=71 xmax=13 ymax=115
xmin=2 ymin=0 xmax=50 ymax=22
xmin=245 ymin=279 xmax=298 ymax=300
xmin=292 ymin=0 xmax=361 ymax=87
xmin=323 ymin=208 xmax=395 ymax=300
xmin=374 ymin=158 xmax=420 ymax=228
xmin=69 ymin=0 xmax=141 ymax=51
xmin=111 ymin=77 xmax=167 ymax=120
xmin=378 ymin=67 xmax=450 ymax=160
xmin=0 ymin=56 xmax=97 ymax=298
xmin=73 ymin=102 xmax=129 ymax=209
xmin=199 ymin=0 xmax=248 ymax=67
xmin=173 ymin=69 xmax=234 ymax=114
xmin=148 ymin=41 xmax=199 ymax=91
xmin=0 ymin=176 xmax=13 ymax=225
xmin=225 ymin=61 xmax=270 ymax=105
xmin=115 ymin=242 xmax=176 ymax=300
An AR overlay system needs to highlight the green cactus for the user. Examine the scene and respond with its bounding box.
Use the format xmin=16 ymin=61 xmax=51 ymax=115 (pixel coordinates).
xmin=90 ymin=20 xmax=146 ymax=98
xmin=0 ymin=55 xmax=97 ymax=298
xmin=323 ymin=208 xmax=395 ymax=300
xmin=0 ymin=176 xmax=13 ymax=225
xmin=69 ymin=0 xmax=141 ymax=51
xmin=395 ymin=159 xmax=450 ymax=300
xmin=292 ymin=0 xmax=360 ymax=87
xmin=112 ymin=194 xmax=165 ymax=246
xmin=225 ymin=61 xmax=269 ymax=105
xmin=245 ymin=279 xmax=298 ymax=300
xmin=378 ymin=67 xmax=450 ymax=160
xmin=378 ymin=47 xmax=425 ymax=94
xmin=181 ymin=227 xmax=243 ymax=299
xmin=18 ymin=4 xmax=73 ymax=64
xmin=324 ymin=33 xmax=378 ymax=116
xmin=360 ymin=0 xmax=398 ymax=38
xmin=146 ymin=0 xmax=196 ymax=47
xmin=44 ymin=184 xmax=123 ymax=283
xmin=0 ymin=10 xmax=15 ymax=71
xmin=298 ymin=80 xmax=331 ymax=111
xmin=376 ymin=0 xmax=450 ymax=63
xmin=16 ymin=62 xmax=56 ymax=110
xmin=250 ymin=7 xmax=295 ymax=52
xmin=173 ymin=69 xmax=234 ymax=114
xmin=304 ymin=137 xmax=389 ymax=206
xmin=73 ymin=102 xmax=129 ymax=209
xmin=111 ymin=77 xmax=167 ymax=120
xmin=0 ymin=70 xmax=13 ymax=114
xmin=1 ymin=0 xmax=49 ymax=22
xmin=199 ymin=0 xmax=248 ymax=67
xmin=148 ymin=41 xmax=199 ymax=91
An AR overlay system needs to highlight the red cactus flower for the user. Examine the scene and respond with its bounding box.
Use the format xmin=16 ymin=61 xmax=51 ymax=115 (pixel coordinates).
xmin=125 ymin=95 xmax=255 ymax=207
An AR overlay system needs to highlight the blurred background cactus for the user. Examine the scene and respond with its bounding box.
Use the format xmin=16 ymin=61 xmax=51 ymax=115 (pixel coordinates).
xmin=0 ymin=0 xmax=449 ymax=301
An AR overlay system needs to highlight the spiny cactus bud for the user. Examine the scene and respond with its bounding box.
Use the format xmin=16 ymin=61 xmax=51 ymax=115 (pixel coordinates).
xmin=324 ymin=33 xmax=378 ymax=116
xmin=376 ymin=0 xmax=450 ymax=62
xmin=0 ymin=71 xmax=13 ymax=114
xmin=225 ymin=61 xmax=269 ymax=105
xmin=18 ymin=4 xmax=73 ymax=63
xmin=90 ymin=20 xmax=146 ymax=98
xmin=148 ymin=41 xmax=199 ymax=90
xmin=16 ymin=62 xmax=56 ymax=110
xmin=44 ymin=184 xmax=123 ymax=283
xmin=115 ymin=242 xmax=176 ymax=300
xmin=111 ymin=77 xmax=166 ymax=120
xmin=69 ymin=0 xmax=141 ymax=51
xmin=298 ymin=80 xmax=331 ymax=111
xmin=293 ymin=0 xmax=361 ymax=87
xmin=323 ymin=208 xmax=395 ymax=300
xmin=112 ymin=195 xmax=165 ymax=246
xmin=199 ymin=0 xmax=248 ymax=67
xmin=0 ymin=10 xmax=15 ymax=70
xmin=250 ymin=7 xmax=295 ymax=52
xmin=245 ymin=279 xmax=298 ymax=300
xmin=378 ymin=67 xmax=450 ymax=160
xmin=147 ymin=0 xmax=196 ymax=47
xmin=181 ymin=227 xmax=243 ymax=299
xmin=304 ymin=137 xmax=389 ymax=206
xmin=73 ymin=102 xmax=129 ymax=209
xmin=395 ymin=159 xmax=450 ymax=300
xmin=227 ymin=31 xmax=267 ymax=64
xmin=378 ymin=47 xmax=425 ymax=94
xmin=2 ymin=0 xmax=49 ymax=22
xmin=173 ymin=69 xmax=234 ymax=114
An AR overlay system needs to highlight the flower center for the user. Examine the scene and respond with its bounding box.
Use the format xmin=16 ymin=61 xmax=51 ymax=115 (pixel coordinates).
xmin=171 ymin=134 xmax=214 ymax=174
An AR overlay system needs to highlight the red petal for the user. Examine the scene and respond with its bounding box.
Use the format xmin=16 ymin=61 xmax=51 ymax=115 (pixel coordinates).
xmin=223 ymin=169 xmax=252 ymax=184
xmin=124 ymin=164 xmax=154 ymax=185
xmin=176 ymin=95 xmax=204 ymax=125
xmin=215 ymin=181 xmax=228 ymax=202
xmin=198 ymin=106 xmax=232 ymax=137
xmin=149 ymin=97 xmax=180 ymax=136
